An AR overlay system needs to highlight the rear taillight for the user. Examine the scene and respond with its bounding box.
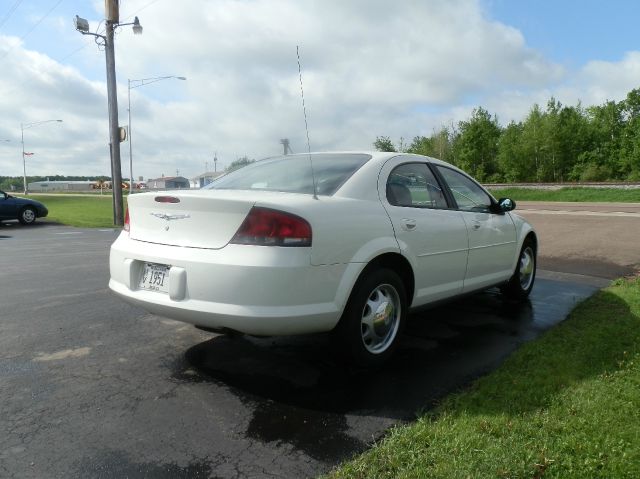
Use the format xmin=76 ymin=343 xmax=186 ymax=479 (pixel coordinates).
xmin=124 ymin=208 xmax=130 ymax=232
xmin=231 ymin=207 xmax=312 ymax=247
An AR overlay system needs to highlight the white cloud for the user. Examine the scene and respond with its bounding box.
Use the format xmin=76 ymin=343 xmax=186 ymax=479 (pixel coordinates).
xmin=576 ymin=51 xmax=640 ymax=104
xmin=0 ymin=0 xmax=637 ymax=180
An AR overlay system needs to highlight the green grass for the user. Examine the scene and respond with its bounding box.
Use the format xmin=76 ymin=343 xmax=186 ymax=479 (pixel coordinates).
xmin=328 ymin=277 xmax=640 ymax=479
xmin=488 ymin=187 xmax=640 ymax=203
xmin=23 ymin=194 xmax=127 ymax=228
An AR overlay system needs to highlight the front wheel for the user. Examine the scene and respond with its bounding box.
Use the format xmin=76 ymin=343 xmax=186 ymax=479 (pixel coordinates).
xmin=335 ymin=268 xmax=407 ymax=367
xmin=502 ymin=239 xmax=536 ymax=300
xmin=19 ymin=207 xmax=37 ymax=225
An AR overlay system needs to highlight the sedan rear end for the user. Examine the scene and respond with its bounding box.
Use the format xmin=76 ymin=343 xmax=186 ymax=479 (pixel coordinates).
xmin=109 ymin=190 xmax=351 ymax=335
xmin=109 ymin=153 xmax=375 ymax=337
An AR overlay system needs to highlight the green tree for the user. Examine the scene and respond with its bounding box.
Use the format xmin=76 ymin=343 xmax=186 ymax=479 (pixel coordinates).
xmin=519 ymin=104 xmax=545 ymax=181
xmin=571 ymin=100 xmax=623 ymax=180
xmin=497 ymin=121 xmax=527 ymax=181
xmin=373 ymin=86 xmax=640 ymax=182
xmin=619 ymin=88 xmax=640 ymax=178
xmin=225 ymin=157 xmax=255 ymax=173
xmin=373 ymin=136 xmax=396 ymax=152
xmin=224 ymin=156 xmax=256 ymax=173
xmin=453 ymin=107 xmax=501 ymax=181
xmin=406 ymin=127 xmax=453 ymax=161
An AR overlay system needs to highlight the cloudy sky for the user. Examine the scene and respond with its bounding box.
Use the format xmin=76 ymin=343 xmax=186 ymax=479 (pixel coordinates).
xmin=1 ymin=0 xmax=639 ymax=180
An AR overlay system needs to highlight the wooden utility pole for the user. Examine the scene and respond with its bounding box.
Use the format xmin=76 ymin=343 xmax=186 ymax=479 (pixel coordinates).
xmin=105 ymin=0 xmax=124 ymax=225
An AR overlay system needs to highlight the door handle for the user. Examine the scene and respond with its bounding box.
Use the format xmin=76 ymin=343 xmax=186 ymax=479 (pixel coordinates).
xmin=472 ymin=221 xmax=481 ymax=230
xmin=401 ymin=218 xmax=417 ymax=231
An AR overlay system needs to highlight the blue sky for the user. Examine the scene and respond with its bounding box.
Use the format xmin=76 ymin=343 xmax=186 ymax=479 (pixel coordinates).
xmin=1 ymin=0 xmax=639 ymax=178
xmin=484 ymin=0 xmax=638 ymax=66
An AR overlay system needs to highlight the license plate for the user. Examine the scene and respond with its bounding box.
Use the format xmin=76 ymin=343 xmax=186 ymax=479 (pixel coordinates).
xmin=139 ymin=263 xmax=170 ymax=293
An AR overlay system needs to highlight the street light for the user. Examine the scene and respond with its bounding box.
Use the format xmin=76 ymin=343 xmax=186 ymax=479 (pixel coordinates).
xmin=21 ymin=120 xmax=63 ymax=195
xmin=127 ymin=76 xmax=186 ymax=192
xmin=74 ymin=4 xmax=143 ymax=225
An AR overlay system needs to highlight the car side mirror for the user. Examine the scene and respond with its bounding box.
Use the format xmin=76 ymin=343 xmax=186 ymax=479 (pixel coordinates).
xmin=496 ymin=197 xmax=516 ymax=212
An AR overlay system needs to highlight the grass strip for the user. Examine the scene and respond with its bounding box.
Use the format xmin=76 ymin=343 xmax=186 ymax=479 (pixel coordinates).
xmin=328 ymin=277 xmax=640 ymax=479
xmin=26 ymin=194 xmax=127 ymax=228
xmin=488 ymin=187 xmax=640 ymax=203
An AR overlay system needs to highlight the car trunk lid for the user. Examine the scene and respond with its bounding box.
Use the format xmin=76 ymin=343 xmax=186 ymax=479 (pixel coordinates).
xmin=127 ymin=190 xmax=256 ymax=249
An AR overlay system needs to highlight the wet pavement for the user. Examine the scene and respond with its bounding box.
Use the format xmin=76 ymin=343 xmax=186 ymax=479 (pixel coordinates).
xmin=0 ymin=222 xmax=606 ymax=478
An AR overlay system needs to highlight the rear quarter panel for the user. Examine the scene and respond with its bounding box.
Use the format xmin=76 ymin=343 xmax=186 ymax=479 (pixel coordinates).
xmin=252 ymin=196 xmax=399 ymax=266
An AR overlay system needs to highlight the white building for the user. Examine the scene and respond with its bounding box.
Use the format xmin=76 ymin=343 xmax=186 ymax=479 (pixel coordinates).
xmin=27 ymin=180 xmax=96 ymax=192
xmin=192 ymin=171 xmax=224 ymax=188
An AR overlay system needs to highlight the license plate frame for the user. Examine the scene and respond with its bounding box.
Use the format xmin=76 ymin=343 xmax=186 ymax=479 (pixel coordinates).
xmin=139 ymin=262 xmax=170 ymax=293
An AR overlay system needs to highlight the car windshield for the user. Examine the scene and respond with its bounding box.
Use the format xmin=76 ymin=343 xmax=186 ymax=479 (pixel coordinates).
xmin=205 ymin=153 xmax=371 ymax=196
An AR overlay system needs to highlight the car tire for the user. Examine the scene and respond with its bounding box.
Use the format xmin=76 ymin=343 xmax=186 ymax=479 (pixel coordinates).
xmin=502 ymin=238 xmax=536 ymax=300
xmin=18 ymin=206 xmax=37 ymax=225
xmin=335 ymin=268 xmax=407 ymax=367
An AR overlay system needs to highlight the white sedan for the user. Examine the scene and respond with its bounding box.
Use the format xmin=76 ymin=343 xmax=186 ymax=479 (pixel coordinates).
xmin=109 ymin=152 xmax=536 ymax=366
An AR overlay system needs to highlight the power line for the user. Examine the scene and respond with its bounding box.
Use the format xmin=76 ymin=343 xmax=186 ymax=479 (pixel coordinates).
xmin=120 ymin=0 xmax=162 ymax=23
xmin=19 ymin=0 xmax=64 ymax=42
xmin=58 ymin=42 xmax=91 ymax=63
xmin=0 ymin=0 xmax=64 ymax=60
xmin=0 ymin=0 xmax=24 ymax=32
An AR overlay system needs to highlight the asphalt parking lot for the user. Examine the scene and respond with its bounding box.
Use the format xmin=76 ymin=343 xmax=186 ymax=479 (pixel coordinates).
xmin=0 ymin=207 xmax=634 ymax=478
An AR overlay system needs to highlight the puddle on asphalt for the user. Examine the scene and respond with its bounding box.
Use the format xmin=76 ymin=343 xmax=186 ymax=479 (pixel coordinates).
xmin=248 ymin=400 xmax=366 ymax=462
xmin=173 ymin=278 xmax=597 ymax=463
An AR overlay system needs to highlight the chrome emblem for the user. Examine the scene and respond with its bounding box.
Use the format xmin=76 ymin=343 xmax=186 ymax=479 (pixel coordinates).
xmin=150 ymin=213 xmax=190 ymax=221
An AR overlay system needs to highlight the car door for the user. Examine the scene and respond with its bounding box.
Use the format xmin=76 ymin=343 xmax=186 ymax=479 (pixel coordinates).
xmin=434 ymin=165 xmax=517 ymax=292
xmin=0 ymin=191 xmax=17 ymax=219
xmin=379 ymin=157 xmax=469 ymax=306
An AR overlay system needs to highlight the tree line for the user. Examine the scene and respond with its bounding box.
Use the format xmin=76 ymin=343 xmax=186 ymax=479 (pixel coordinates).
xmin=374 ymin=87 xmax=640 ymax=183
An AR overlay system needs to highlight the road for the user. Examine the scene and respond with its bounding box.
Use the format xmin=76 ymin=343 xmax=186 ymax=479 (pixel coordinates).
xmin=1 ymin=203 xmax=638 ymax=478
xmin=517 ymin=201 xmax=640 ymax=278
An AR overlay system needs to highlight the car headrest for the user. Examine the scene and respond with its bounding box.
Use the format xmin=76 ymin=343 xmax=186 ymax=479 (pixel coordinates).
xmin=387 ymin=183 xmax=412 ymax=207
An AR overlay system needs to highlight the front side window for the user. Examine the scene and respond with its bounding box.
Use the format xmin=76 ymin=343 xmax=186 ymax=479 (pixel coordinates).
xmin=436 ymin=166 xmax=492 ymax=212
xmin=386 ymin=163 xmax=448 ymax=208
xmin=206 ymin=153 xmax=371 ymax=196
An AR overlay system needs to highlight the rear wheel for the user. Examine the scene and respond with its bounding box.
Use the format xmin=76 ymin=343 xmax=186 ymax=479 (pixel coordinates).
xmin=335 ymin=268 xmax=407 ymax=367
xmin=502 ymin=238 xmax=536 ymax=300
xmin=19 ymin=207 xmax=36 ymax=225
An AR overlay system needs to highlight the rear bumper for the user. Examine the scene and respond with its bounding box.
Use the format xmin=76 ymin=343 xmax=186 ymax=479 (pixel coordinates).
xmin=109 ymin=233 xmax=348 ymax=335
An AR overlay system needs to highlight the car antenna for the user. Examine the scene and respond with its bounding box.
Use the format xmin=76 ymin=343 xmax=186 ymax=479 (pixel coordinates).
xmin=297 ymin=45 xmax=318 ymax=200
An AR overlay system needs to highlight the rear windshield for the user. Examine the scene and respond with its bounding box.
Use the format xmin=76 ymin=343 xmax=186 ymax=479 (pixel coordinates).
xmin=205 ymin=153 xmax=371 ymax=195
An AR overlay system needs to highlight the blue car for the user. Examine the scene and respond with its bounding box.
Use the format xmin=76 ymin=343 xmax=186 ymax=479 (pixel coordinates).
xmin=0 ymin=190 xmax=48 ymax=225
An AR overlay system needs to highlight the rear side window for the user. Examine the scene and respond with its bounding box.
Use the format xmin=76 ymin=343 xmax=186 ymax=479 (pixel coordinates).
xmin=207 ymin=154 xmax=371 ymax=196
xmin=386 ymin=163 xmax=448 ymax=208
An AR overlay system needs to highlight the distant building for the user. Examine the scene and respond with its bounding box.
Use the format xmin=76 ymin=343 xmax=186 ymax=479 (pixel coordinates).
xmin=28 ymin=180 xmax=96 ymax=192
xmin=193 ymin=171 xmax=224 ymax=188
xmin=147 ymin=176 xmax=190 ymax=189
